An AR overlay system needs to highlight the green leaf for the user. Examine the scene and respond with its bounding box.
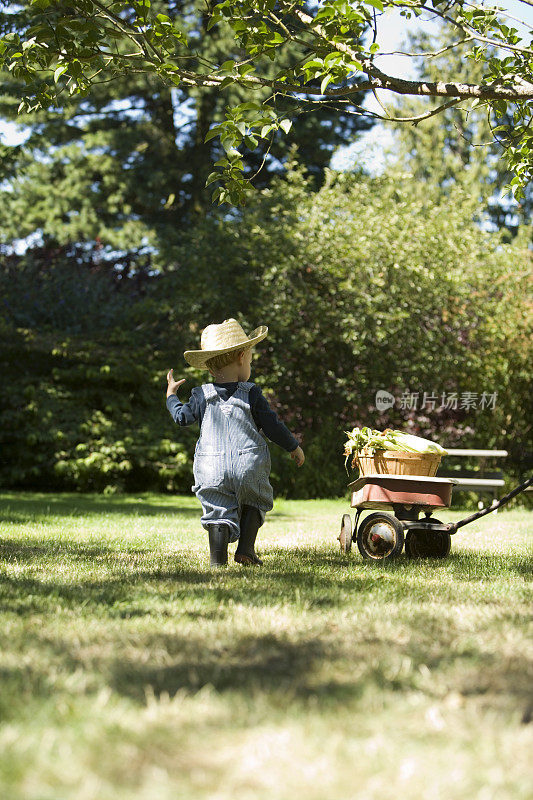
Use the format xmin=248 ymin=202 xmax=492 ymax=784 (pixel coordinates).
xmin=205 ymin=172 xmax=221 ymax=187
xmin=207 ymin=14 xmax=221 ymax=31
xmin=314 ymin=6 xmax=335 ymax=21
xmin=493 ymin=100 xmax=507 ymax=116
xmin=321 ymin=73 xmax=334 ymax=94
xmin=204 ymin=126 xmax=222 ymax=142
xmin=303 ymin=59 xmax=324 ymax=70
xmin=222 ymin=137 xmax=238 ymax=153
xmin=231 ymin=19 xmax=247 ymax=33
xmin=69 ymin=60 xmax=82 ymax=78
xmin=219 ymin=59 xmax=235 ymax=73
xmin=324 ymin=52 xmax=342 ymax=66
xmin=279 ymin=118 xmax=292 ymax=134
xmin=235 ymin=102 xmax=262 ymax=112
xmin=54 ymin=64 xmax=68 ymax=83
xmin=365 ymin=0 xmax=383 ymax=11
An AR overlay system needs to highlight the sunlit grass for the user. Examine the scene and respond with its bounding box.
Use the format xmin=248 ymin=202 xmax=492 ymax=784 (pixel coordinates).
xmin=0 ymin=492 xmax=531 ymax=800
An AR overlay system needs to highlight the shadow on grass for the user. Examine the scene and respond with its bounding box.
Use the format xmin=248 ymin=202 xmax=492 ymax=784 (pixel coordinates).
xmin=0 ymin=568 xmax=216 ymax=616
xmin=0 ymin=563 xmax=377 ymax=615
xmin=1 ymin=541 xmax=530 ymax=624
xmin=1 ymin=536 xmax=530 ymax=578
xmin=326 ymin=549 xmax=533 ymax=579
xmin=109 ymin=633 xmax=338 ymax=703
xmin=0 ymin=495 xmax=292 ymax=525
xmin=0 ymin=539 xmax=151 ymax=563
xmin=2 ymin=551 xmax=532 ymax=716
xmin=5 ymin=619 xmax=531 ymax=714
xmin=0 ymin=493 xmax=199 ymax=521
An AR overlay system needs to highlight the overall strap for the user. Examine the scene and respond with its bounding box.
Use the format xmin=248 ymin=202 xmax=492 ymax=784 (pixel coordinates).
xmin=201 ymin=384 xmax=219 ymax=402
xmin=237 ymin=381 xmax=253 ymax=395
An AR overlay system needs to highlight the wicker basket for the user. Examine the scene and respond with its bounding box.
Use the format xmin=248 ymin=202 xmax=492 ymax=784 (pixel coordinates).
xmin=354 ymin=449 xmax=442 ymax=477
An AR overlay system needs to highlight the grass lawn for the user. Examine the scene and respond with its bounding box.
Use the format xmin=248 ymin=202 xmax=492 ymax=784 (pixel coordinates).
xmin=0 ymin=491 xmax=531 ymax=800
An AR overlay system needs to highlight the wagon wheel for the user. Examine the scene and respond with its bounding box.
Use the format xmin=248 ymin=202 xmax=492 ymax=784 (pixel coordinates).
xmin=405 ymin=519 xmax=451 ymax=559
xmin=356 ymin=513 xmax=404 ymax=562
xmin=338 ymin=514 xmax=352 ymax=553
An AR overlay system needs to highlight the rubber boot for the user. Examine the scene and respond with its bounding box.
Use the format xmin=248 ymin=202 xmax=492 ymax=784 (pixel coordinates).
xmin=234 ymin=505 xmax=263 ymax=566
xmin=208 ymin=523 xmax=229 ymax=568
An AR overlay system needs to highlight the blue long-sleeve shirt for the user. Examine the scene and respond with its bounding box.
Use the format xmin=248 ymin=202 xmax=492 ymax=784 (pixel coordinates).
xmin=166 ymin=381 xmax=299 ymax=452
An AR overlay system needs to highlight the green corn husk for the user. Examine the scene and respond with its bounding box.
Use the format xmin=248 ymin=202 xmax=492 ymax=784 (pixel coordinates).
xmin=382 ymin=430 xmax=448 ymax=455
xmin=343 ymin=427 xmax=447 ymax=472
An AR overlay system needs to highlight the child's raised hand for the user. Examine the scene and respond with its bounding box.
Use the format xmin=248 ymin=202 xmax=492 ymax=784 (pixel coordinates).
xmin=166 ymin=369 xmax=186 ymax=397
xmin=290 ymin=446 xmax=305 ymax=467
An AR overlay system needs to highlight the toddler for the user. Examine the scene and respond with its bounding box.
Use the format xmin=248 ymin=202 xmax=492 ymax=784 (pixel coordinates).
xmin=166 ymin=318 xmax=305 ymax=567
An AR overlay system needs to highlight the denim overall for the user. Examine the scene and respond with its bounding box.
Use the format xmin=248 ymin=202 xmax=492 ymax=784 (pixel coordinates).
xmin=191 ymin=382 xmax=274 ymax=542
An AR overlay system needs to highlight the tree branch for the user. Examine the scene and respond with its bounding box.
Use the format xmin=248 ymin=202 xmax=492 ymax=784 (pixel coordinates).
xmin=378 ymin=37 xmax=474 ymax=59
xmin=417 ymin=4 xmax=533 ymax=55
xmin=278 ymin=3 xmax=533 ymax=100
xmin=91 ymin=0 xmax=164 ymax=64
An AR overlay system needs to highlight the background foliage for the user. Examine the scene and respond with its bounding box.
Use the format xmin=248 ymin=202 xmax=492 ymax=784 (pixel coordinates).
xmin=2 ymin=1 xmax=531 ymax=204
xmin=388 ymin=27 xmax=533 ymax=240
xmin=1 ymin=159 xmax=531 ymax=498
xmin=0 ymin=10 xmax=531 ymax=500
xmin=0 ymin=0 xmax=371 ymax=250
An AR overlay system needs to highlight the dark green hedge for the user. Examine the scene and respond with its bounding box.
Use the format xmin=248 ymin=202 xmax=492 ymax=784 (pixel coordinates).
xmin=1 ymin=167 xmax=531 ymax=499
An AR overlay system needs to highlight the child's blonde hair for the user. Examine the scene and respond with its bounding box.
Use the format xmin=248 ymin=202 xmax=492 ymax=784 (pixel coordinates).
xmin=205 ymin=346 xmax=252 ymax=371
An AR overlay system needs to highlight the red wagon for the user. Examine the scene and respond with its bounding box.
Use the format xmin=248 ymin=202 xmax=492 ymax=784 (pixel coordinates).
xmin=338 ymin=473 xmax=532 ymax=562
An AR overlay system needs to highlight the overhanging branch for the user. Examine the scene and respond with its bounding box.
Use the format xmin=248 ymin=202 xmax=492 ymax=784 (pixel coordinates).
xmin=172 ymin=66 xmax=533 ymax=102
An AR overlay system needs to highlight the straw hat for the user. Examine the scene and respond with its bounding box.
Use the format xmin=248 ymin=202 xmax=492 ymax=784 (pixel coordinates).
xmin=183 ymin=318 xmax=268 ymax=369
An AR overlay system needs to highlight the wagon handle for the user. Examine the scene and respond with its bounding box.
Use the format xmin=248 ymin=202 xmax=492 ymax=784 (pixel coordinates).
xmin=445 ymin=476 xmax=532 ymax=534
